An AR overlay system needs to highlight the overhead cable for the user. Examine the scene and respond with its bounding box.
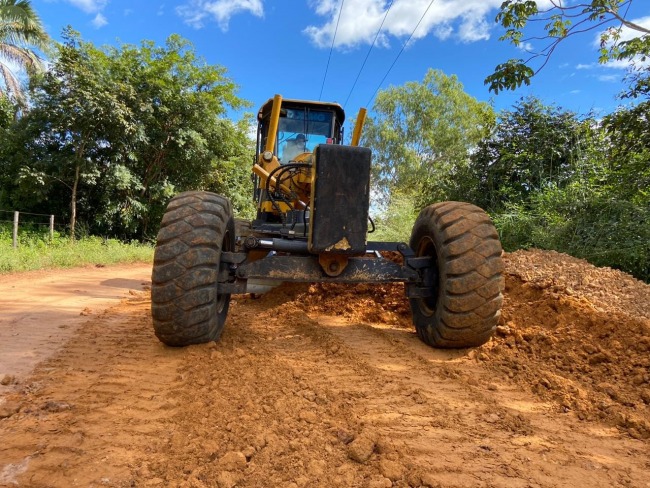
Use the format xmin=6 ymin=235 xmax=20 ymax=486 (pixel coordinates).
xmin=319 ymin=0 xmax=346 ymax=101
xmin=343 ymin=0 xmax=395 ymax=109
xmin=366 ymin=0 xmax=436 ymax=108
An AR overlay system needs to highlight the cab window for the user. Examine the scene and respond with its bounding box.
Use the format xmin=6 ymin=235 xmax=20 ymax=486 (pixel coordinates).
xmin=276 ymin=109 xmax=334 ymax=162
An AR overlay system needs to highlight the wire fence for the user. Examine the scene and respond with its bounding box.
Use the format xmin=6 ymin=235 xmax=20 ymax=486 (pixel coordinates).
xmin=0 ymin=209 xmax=66 ymax=248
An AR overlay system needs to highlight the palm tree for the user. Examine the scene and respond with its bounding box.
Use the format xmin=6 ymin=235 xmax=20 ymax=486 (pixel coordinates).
xmin=0 ymin=0 xmax=49 ymax=103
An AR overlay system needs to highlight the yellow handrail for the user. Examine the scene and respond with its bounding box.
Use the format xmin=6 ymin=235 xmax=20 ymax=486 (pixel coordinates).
xmin=264 ymin=94 xmax=283 ymax=154
xmin=351 ymin=107 xmax=367 ymax=146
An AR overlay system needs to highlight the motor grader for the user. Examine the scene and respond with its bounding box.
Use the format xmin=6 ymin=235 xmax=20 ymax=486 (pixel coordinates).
xmin=151 ymin=95 xmax=504 ymax=348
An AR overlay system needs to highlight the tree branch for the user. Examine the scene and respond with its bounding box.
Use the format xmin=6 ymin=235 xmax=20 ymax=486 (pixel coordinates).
xmin=605 ymin=8 xmax=650 ymax=34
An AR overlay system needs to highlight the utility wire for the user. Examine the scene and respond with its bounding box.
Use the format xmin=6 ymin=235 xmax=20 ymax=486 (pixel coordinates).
xmin=319 ymin=0 xmax=346 ymax=101
xmin=343 ymin=0 xmax=395 ymax=109
xmin=366 ymin=0 xmax=436 ymax=108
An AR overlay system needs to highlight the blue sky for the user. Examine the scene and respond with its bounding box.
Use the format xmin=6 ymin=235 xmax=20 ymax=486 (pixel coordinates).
xmin=33 ymin=0 xmax=649 ymax=131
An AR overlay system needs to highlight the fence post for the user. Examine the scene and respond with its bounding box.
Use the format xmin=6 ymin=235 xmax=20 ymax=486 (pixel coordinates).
xmin=13 ymin=211 xmax=19 ymax=249
xmin=50 ymin=214 xmax=54 ymax=242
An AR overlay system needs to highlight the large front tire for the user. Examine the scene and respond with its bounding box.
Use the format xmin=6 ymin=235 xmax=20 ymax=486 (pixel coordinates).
xmin=409 ymin=201 xmax=504 ymax=348
xmin=151 ymin=191 xmax=234 ymax=346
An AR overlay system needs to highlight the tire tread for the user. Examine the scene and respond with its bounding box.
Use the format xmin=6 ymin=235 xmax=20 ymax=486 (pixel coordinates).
xmin=151 ymin=191 xmax=233 ymax=347
xmin=409 ymin=201 xmax=504 ymax=348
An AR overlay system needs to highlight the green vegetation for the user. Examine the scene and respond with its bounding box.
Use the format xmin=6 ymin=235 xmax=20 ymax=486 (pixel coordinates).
xmin=365 ymin=91 xmax=650 ymax=282
xmin=0 ymin=0 xmax=50 ymax=103
xmin=472 ymin=97 xmax=649 ymax=282
xmin=0 ymin=29 xmax=254 ymax=241
xmin=0 ymin=4 xmax=647 ymax=281
xmin=362 ymin=69 xmax=494 ymax=243
xmin=363 ymin=56 xmax=649 ymax=282
xmin=0 ymin=225 xmax=152 ymax=274
xmin=369 ymin=191 xmax=420 ymax=243
xmin=486 ymin=0 xmax=650 ymax=95
xmin=363 ymin=69 xmax=494 ymax=207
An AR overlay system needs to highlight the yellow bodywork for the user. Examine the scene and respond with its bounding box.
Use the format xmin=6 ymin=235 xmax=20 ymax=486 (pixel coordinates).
xmin=254 ymin=94 xmax=367 ymax=216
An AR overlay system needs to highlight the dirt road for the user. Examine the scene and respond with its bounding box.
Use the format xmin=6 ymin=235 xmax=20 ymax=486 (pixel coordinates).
xmin=0 ymin=251 xmax=649 ymax=487
xmin=0 ymin=264 xmax=152 ymax=381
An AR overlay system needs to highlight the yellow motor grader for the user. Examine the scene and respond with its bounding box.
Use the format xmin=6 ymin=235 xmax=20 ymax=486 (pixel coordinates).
xmin=151 ymin=95 xmax=504 ymax=348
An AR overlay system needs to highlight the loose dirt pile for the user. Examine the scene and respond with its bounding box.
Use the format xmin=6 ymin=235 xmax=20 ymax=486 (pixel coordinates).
xmin=296 ymin=250 xmax=650 ymax=439
xmin=488 ymin=251 xmax=650 ymax=440
xmin=0 ymin=249 xmax=648 ymax=487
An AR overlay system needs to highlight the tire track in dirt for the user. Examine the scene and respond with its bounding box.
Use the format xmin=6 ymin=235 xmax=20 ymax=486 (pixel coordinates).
xmin=1 ymin=295 xmax=185 ymax=487
xmin=1 ymin=252 xmax=649 ymax=487
xmin=136 ymin=284 xmax=647 ymax=488
xmin=291 ymin=305 xmax=649 ymax=487
xmin=0 ymin=264 xmax=151 ymax=383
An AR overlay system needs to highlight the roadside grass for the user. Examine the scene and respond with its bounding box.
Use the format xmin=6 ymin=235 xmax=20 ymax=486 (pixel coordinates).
xmin=0 ymin=230 xmax=153 ymax=274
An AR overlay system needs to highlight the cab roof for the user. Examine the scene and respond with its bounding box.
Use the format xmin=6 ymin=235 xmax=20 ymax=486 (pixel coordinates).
xmin=257 ymin=97 xmax=346 ymax=125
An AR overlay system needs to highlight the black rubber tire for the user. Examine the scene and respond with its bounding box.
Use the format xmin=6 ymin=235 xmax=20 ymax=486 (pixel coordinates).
xmin=151 ymin=191 xmax=234 ymax=347
xmin=409 ymin=201 xmax=504 ymax=348
xmin=234 ymin=218 xmax=252 ymax=252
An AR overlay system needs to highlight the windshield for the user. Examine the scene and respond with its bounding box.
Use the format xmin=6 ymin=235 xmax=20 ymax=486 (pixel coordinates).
xmin=277 ymin=109 xmax=334 ymax=163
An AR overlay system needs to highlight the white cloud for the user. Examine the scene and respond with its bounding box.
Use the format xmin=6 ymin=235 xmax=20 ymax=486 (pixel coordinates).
xmin=598 ymin=74 xmax=620 ymax=82
xmin=603 ymin=59 xmax=637 ymax=70
xmin=91 ymin=13 xmax=108 ymax=28
xmin=595 ymin=16 xmax=650 ymax=69
xmin=177 ymin=0 xmax=264 ymax=30
xmin=457 ymin=13 xmax=490 ymax=42
xmin=66 ymin=0 xmax=108 ymax=14
xmin=432 ymin=23 xmax=453 ymax=41
xmin=303 ymin=0 xmax=508 ymax=49
xmin=597 ymin=16 xmax=650 ymax=45
xmin=517 ymin=41 xmax=533 ymax=52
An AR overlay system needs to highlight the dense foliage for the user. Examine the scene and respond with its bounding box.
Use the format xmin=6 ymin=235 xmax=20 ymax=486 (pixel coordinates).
xmin=480 ymin=0 xmax=650 ymax=278
xmin=362 ymin=69 xmax=494 ymax=218
xmin=366 ymin=87 xmax=649 ymax=281
xmin=0 ymin=30 xmax=255 ymax=240
xmin=476 ymin=98 xmax=648 ymax=281
xmin=459 ymin=97 xmax=594 ymax=211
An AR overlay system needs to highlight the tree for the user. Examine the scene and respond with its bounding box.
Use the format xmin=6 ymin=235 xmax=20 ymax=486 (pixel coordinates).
xmin=3 ymin=30 xmax=252 ymax=240
xmin=12 ymin=28 xmax=135 ymax=238
xmin=602 ymin=100 xmax=650 ymax=204
xmin=199 ymin=115 xmax=256 ymax=220
xmin=362 ymin=69 xmax=494 ymax=208
xmin=0 ymin=96 xmax=16 ymax=205
xmin=0 ymin=94 xmax=14 ymax=127
xmin=466 ymin=96 xmax=592 ymax=211
xmin=464 ymin=95 xmax=650 ymax=281
xmin=486 ymin=0 xmax=650 ymax=93
xmin=93 ymin=34 xmax=250 ymax=237
xmin=0 ymin=0 xmax=49 ymax=103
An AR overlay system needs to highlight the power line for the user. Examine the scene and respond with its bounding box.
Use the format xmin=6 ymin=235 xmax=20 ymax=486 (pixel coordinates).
xmin=343 ymin=0 xmax=395 ymax=109
xmin=319 ymin=0 xmax=346 ymax=101
xmin=365 ymin=0 xmax=436 ymax=108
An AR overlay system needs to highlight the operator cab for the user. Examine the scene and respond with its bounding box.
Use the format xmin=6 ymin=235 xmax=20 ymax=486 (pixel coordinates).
xmin=256 ymin=98 xmax=345 ymax=163
xmin=252 ymin=97 xmax=353 ymax=235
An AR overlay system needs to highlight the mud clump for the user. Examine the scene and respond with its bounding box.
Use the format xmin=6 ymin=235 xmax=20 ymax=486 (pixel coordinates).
xmin=298 ymin=282 xmax=411 ymax=327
